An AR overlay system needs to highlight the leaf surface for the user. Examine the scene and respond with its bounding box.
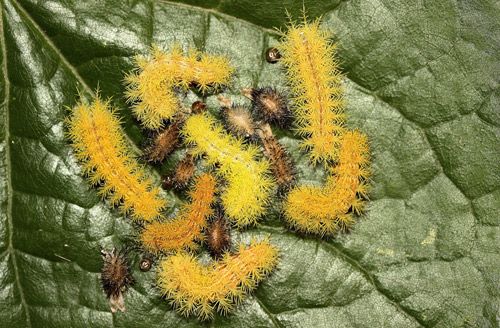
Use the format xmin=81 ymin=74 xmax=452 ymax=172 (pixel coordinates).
xmin=0 ymin=0 xmax=499 ymax=327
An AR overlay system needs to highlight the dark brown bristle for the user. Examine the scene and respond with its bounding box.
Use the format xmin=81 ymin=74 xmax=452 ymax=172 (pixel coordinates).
xmin=250 ymin=87 xmax=291 ymax=128
xmin=100 ymin=248 xmax=133 ymax=313
xmin=258 ymin=124 xmax=295 ymax=192
xmin=221 ymin=104 xmax=256 ymax=140
xmin=265 ymin=47 xmax=281 ymax=63
xmin=162 ymin=153 xmax=196 ymax=191
xmin=143 ymin=120 xmax=181 ymax=163
xmin=206 ymin=211 xmax=231 ymax=259
xmin=191 ymin=101 xmax=207 ymax=114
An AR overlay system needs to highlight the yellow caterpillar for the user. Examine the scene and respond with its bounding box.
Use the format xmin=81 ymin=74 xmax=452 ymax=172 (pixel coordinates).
xmin=278 ymin=18 xmax=345 ymax=163
xmin=283 ymin=131 xmax=370 ymax=235
xmin=157 ymin=239 xmax=278 ymax=320
xmin=182 ymin=114 xmax=273 ymax=227
xmin=125 ymin=46 xmax=234 ymax=129
xmin=66 ymin=97 xmax=166 ymax=221
xmin=140 ymin=173 xmax=216 ymax=253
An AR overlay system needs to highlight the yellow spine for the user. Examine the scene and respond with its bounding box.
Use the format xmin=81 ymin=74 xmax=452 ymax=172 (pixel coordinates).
xmin=182 ymin=114 xmax=273 ymax=227
xmin=157 ymin=239 xmax=278 ymax=320
xmin=283 ymin=131 xmax=370 ymax=235
xmin=66 ymin=97 xmax=166 ymax=221
xmin=279 ymin=19 xmax=345 ymax=163
xmin=140 ymin=173 xmax=217 ymax=252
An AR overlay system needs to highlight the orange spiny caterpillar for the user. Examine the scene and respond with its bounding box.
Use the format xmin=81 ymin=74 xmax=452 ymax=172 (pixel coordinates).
xmin=157 ymin=239 xmax=279 ymax=320
xmin=162 ymin=152 xmax=196 ymax=191
xmin=125 ymin=45 xmax=234 ymax=129
xmin=141 ymin=173 xmax=216 ymax=253
xmin=182 ymin=113 xmax=274 ymax=227
xmin=143 ymin=118 xmax=182 ymax=163
xmin=66 ymin=97 xmax=166 ymax=221
xmin=283 ymin=130 xmax=370 ymax=235
xmin=257 ymin=124 xmax=295 ymax=192
xmin=278 ymin=18 xmax=345 ymax=163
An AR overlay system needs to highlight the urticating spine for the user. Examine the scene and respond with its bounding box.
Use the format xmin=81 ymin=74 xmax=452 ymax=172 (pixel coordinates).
xmin=141 ymin=173 xmax=216 ymax=252
xmin=157 ymin=239 xmax=278 ymax=320
xmin=66 ymin=98 xmax=166 ymax=221
xmin=125 ymin=46 xmax=234 ymax=129
xmin=283 ymin=131 xmax=370 ymax=235
xmin=279 ymin=19 xmax=345 ymax=163
xmin=182 ymin=114 xmax=273 ymax=227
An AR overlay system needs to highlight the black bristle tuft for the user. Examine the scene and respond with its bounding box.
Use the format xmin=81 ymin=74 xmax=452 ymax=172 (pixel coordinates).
xmin=161 ymin=152 xmax=196 ymax=191
xmin=205 ymin=208 xmax=231 ymax=259
xmin=100 ymin=248 xmax=134 ymax=313
xmin=142 ymin=119 xmax=182 ymax=163
xmin=257 ymin=124 xmax=296 ymax=192
xmin=250 ymin=87 xmax=291 ymax=128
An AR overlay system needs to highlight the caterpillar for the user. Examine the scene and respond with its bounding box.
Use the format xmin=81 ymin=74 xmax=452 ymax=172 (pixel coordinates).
xmin=257 ymin=124 xmax=295 ymax=191
xmin=162 ymin=152 xmax=196 ymax=191
xmin=243 ymin=87 xmax=291 ymax=128
xmin=125 ymin=45 xmax=234 ymax=129
xmin=182 ymin=113 xmax=273 ymax=227
xmin=100 ymin=248 xmax=134 ymax=313
xmin=66 ymin=97 xmax=166 ymax=221
xmin=221 ymin=103 xmax=257 ymax=140
xmin=218 ymin=95 xmax=257 ymax=141
xmin=157 ymin=239 xmax=278 ymax=320
xmin=205 ymin=208 xmax=231 ymax=258
xmin=278 ymin=18 xmax=345 ymax=163
xmin=283 ymin=130 xmax=370 ymax=235
xmin=141 ymin=173 xmax=216 ymax=253
xmin=143 ymin=118 xmax=182 ymax=163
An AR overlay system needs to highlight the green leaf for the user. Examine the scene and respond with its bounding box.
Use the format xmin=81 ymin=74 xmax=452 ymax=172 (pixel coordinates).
xmin=1 ymin=0 xmax=499 ymax=327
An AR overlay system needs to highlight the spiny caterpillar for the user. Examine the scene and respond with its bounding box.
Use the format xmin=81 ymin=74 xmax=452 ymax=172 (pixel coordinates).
xmin=157 ymin=239 xmax=278 ymax=320
xmin=162 ymin=152 xmax=196 ymax=191
xmin=219 ymin=95 xmax=256 ymax=140
xmin=66 ymin=97 xmax=166 ymax=221
xmin=143 ymin=118 xmax=182 ymax=163
xmin=283 ymin=131 xmax=370 ymax=235
xmin=257 ymin=124 xmax=295 ymax=191
xmin=125 ymin=45 xmax=234 ymax=129
xmin=182 ymin=114 xmax=273 ymax=227
xmin=100 ymin=248 xmax=134 ymax=313
xmin=244 ymin=87 xmax=291 ymax=128
xmin=278 ymin=18 xmax=345 ymax=163
xmin=205 ymin=208 xmax=231 ymax=258
xmin=141 ymin=173 xmax=216 ymax=253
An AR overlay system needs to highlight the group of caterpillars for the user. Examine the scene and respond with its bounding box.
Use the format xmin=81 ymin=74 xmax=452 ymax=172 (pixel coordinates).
xmin=67 ymin=16 xmax=370 ymax=321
